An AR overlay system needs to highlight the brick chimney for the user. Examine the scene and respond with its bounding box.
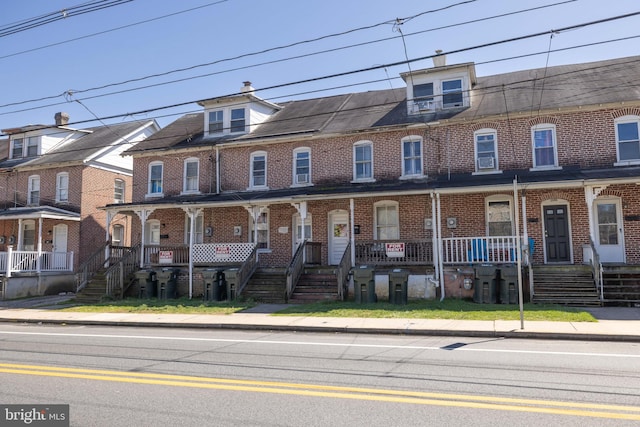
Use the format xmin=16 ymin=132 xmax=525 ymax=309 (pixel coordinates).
xmin=55 ymin=112 xmax=69 ymax=126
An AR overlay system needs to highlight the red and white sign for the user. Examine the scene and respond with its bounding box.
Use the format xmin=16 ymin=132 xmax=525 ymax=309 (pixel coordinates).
xmin=385 ymin=242 xmax=405 ymax=258
xmin=158 ymin=250 xmax=173 ymax=264
xmin=214 ymin=245 xmax=231 ymax=259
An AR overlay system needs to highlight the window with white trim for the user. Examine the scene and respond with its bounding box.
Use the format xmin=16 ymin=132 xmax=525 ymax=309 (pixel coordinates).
xmin=28 ymin=175 xmax=40 ymax=206
xmin=112 ymin=224 xmax=124 ymax=246
xmin=401 ymin=135 xmax=423 ymax=177
xmin=293 ymin=147 xmax=311 ymax=185
xmin=148 ymin=162 xmax=163 ymax=196
xmin=144 ymin=220 xmax=160 ymax=245
xmin=475 ymin=129 xmax=498 ymax=172
xmin=249 ymin=209 xmax=269 ymax=249
xmin=10 ymin=136 xmax=39 ymax=159
xmin=353 ymin=141 xmax=373 ymax=181
xmin=114 ymin=179 xmax=125 ymax=203
xmin=11 ymin=138 xmax=23 ymax=159
xmin=185 ymin=213 xmax=204 ymax=244
xmin=208 ymin=110 xmax=223 ymax=134
xmin=250 ymin=151 xmax=267 ymax=189
xmin=374 ymin=201 xmax=399 ymax=240
xmin=26 ymin=137 xmax=39 ymax=157
xmin=486 ymin=196 xmax=513 ymax=236
xmin=531 ymin=124 xmax=558 ymax=168
xmin=230 ymin=108 xmax=246 ymax=133
xmin=56 ymin=172 xmax=69 ymax=202
xmin=183 ymin=158 xmax=199 ymax=193
xmin=22 ymin=220 xmax=35 ymax=251
xmin=442 ymin=79 xmax=463 ymax=108
xmin=615 ymin=115 xmax=640 ymax=163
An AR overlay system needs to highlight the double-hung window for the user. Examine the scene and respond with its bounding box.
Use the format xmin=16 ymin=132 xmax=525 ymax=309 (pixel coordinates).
xmin=486 ymin=196 xmax=513 ymax=236
xmin=185 ymin=213 xmax=204 ymax=244
xmin=28 ymin=175 xmax=40 ymax=206
xmin=56 ymin=172 xmax=69 ymax=203
xmin=615 ymin=116 xmax=640 ymax=163
xmin=293 ymin=148 xmax=311 ymax=185
xmin=250 ymin=151 xmax=267 ymax=189
xmin=114 ymin=179 xmax=125 ymax=203
xmin=249 ymin=209 xmax=269 ymax=249
xmin=26 ymin=137 xmax=39 ymax=157
xmin=374 ymin=201 xmax=399 ymax=240
xmin=183 ymin=158 xmax=199 ymax=193
xmin=11 ymin=138 xmax=23 ymax=159
xmin=208 ymin=110 xmax=223 ymax=134
xmin=353 ymin=141 xmax=373 ymax=181
xmin=145 ymin=220 xmax=160 ymax=245
xmin=532 ymin=124 xmax=558 ymax=168
xmin=148 ymin=162 xmax=163 ymax=196
xmin=112 ymin=224 xmax=124 ymax=246
xmin=475 ymin=129 xmax=498 ymax=172
xmin=413 ymin=83 xmax=434 ymax=110
xmin=401 ymin=136 xmax=423 ymax=177
xmin=442 ymin=79 xmax=463 ymax=107
xmin=230 ymin=108 xmax=246 ymax=133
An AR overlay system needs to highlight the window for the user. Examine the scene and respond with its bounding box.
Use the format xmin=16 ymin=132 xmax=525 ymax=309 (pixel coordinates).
xmin=230 ymin=108 xmax=246 ymax=133
xmin=183 ymin=158 xmax=199 ymax=193
xmin=114 ymin=179 xmax=125 ymax=203
xmin=185 ymin=213 xmax=204 ymax=244
xmin=11 ymin=138 xmax=23 ymax=159
xmin=374 ymin=201 xmax=399 ymax=240
xmin=615 ymin=116 xmax=640 ymax=163
xmin=475 ymin=129 xmax=498 ymax=171
xmin=56 ymin=172 xmax=69 ymax=202
xmin=442 ymin=79 xmax=463 ymax=107
xmin=145 ymin=220 xmax=160 ymax=245
xmin=112 ymin=224 xmax=124 ymax=246
xmin=532 ymin=124 xmax=557 ymax=168
xmin=353 ymin=141 xmax=373 ymax=181
xmin=293 ymin=148 xmax=311 ymax=185
xmin=22 ymin=220 xmax=35 ymax=251
xmin=148 ymin=162 xmax=163 ymax=196
xmin=28 ymin=175 xmax=40 ymax=205
xmin=486 ymin=196 xmax=513 ymax=236
xmin=208 ymin=110 xmax=223 ymax=134
xmin=249 ymin=210 xmax=269 ymax=249
xmin=401 ymin=136 xmax=423 ymax=177
xmin=26 ymin=137 xmax=39 ymax=157
xmin=250 ymin=151 xmax=267 ymax=188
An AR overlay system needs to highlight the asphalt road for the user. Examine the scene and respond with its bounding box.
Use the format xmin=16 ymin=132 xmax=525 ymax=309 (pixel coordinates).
xmin=0 ymin=324 xmax=639 ymax=426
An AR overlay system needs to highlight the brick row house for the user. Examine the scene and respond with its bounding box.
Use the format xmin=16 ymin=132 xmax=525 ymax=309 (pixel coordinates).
xmin=0 ymin=113 xmax=159 ymax=299
xmin=106 ymin=54 xmax=640 ymax=306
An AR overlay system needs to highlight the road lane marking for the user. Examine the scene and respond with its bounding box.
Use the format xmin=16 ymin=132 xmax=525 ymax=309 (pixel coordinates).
xmin=1 ymin=330 xmax=639 ymax=359
xmin=0 ymin=363 xmax=639 ymax=421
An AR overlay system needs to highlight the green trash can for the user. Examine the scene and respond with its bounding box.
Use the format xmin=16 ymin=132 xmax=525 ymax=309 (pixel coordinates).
xmin=156 ymin=268 xmax=179 ymax=299
xmin=201 ymin=269 xmax=218 ymax=301
xmin=388 ymin=269 xmax=409 ymax=304
xmin=474 ymin=264 xmax=497 ymax=304
xmin=353 ymin=266 xmax=376 ymax=303
xmin=224 ymin=268 xmax=238 ymax=301
xmin=135 ymin=269 xmax=156 ymax=299
xmin=499 ymin=265 xmax=519 ymax=304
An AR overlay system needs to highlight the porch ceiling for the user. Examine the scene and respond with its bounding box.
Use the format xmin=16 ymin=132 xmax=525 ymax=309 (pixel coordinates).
xmin=0 ymin=206 xmax=81 ymax=221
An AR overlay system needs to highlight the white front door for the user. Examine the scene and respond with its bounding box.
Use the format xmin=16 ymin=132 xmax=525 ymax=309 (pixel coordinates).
xmin=293 ymin=213 xmax=312 ymax=255
xmin=52 ymin=224 xmax=68 ymax=268
xmin=328 ymin=210 xmax=349 ymax=265
xmin=594 ymin=198 xmax=625 ymax=263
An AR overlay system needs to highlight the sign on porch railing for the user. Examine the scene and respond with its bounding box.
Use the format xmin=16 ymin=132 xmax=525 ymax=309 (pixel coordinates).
xmin=192 ymin=243 xmax=255 ymax=264
xmin=158 ymin=251 xmax=173 ymax=264
xmin=385 ymin=242 xmax=405 ymax=257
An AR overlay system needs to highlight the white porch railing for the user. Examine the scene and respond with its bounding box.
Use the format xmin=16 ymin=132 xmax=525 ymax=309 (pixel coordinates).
xmin=441 ymin=236 xmax=524 ymax=264
xmin=1 ymin=248 xmax=74 ymax=277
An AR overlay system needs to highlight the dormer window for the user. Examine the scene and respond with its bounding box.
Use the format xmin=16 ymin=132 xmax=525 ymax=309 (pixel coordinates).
xmin=206 ymin=107 xmax=247 ymax=136
xmin=10 ymin=136 xmax=40 ymax=159
xmin=442 ymin=79 xmax=463 ymax=107
xmin=209 ymin=111 xmax=223 ymax=134
xmin=413 ymin=83 xmax=434 ymax=110
xmin=11 ymin=138 xmax=23 ymax=159
xmin=230 ymin=108 xmax=245 ymax=133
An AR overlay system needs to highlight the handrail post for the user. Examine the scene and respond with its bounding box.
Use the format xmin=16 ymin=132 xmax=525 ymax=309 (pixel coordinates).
xmin=6 ymin=246 xmax=12 ymax=278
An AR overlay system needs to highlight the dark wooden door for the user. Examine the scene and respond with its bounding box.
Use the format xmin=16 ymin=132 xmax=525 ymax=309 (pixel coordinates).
xmin=544 ymin=205 xmax=570 ymax=262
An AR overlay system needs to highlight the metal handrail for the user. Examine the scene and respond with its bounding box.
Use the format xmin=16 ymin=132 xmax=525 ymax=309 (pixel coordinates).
xmin=285 ymin=241 xmax=306 ymax=300
xmin=589 ymin=237 xmax=604 ymax=301
xmin=336 ymin=242 xmax=352 ymax=300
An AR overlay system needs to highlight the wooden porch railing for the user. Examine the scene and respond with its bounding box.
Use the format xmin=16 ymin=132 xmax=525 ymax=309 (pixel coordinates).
xmin=104 ymin=244 xmax=140 ymax=298
xmin=143 ymin=245 xmax=189 ymax=265
xmin=76 ymin=242 xmax=110 ymax=293
xmin=355 ymin=240 xmax=432 ymax=265
xmin=285 ymin=241 xmax=307 ymax=300
xmin=441 ymin=236 xmax=522 ymax=264
xmin=336 ymin=242 xmax=352 ymax=300
xmin=233 ymin=245 xmax=258 ymax=298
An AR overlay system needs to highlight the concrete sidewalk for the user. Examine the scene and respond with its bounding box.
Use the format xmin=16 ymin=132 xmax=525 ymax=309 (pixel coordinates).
xmin=0 ymin=297 xmax=639 ymax=342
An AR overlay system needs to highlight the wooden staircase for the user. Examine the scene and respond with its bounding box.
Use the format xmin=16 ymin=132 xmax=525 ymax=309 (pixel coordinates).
xmin=75 ymin=269 xmax=111 ymax=303
xmin=602 ymin=265 xmax=640 ymax=306
xmin=241 ymin=268 xmax=287 ymax=303
xmin=532 ymin=265 xmax=601 ymax=306
xmin=289 ymin=266 xmax=340 ymax=304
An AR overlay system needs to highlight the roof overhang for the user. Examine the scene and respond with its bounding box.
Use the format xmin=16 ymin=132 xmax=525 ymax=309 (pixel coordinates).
xmin=0 ymin=206 xmax=81 ymax=221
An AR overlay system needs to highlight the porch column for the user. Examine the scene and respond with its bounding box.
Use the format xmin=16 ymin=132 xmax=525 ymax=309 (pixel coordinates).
xmin=134 ymin=208 xmax=155 ymax=268
xmin=182 ymin=207 xmax=203 ymax=299
xmin=17 ymin=219 xmax=23 ymax=251
xmin=245 ymin=206 xmax=268 ymax=251
xmin=105 ymin=210 xmax=115 ymax=263
xmin=436 ymin=192 xmax=444 ymax=301
xmin=350 ymin=199 xmax=355 ymax=266
xmin=430 ymin=193 xmax=438 ymax=284
xmin=37 ymin=217 xmax=43 ymax=273
xmin=584 ymin=185 xmax=607 ymax=247
xmin=291 ymin=201 xmax=307 ymax=262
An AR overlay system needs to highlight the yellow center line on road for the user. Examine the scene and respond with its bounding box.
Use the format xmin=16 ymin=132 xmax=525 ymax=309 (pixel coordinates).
xmin=1 ymin=362 xmax=639 ymax=421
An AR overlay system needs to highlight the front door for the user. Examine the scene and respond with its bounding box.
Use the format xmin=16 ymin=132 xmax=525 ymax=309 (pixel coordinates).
xmin=52 ymin=224 xmax=68 ymax=269
xmin=594 ymin=198 xmax=625 ymax=263
xmin=328 ymin=210 xmax=349 ymax=265
xmin=292 ymin=213 xmax=312 ymax=255
xmin=544 ymin=205 xmax=570 ymax=263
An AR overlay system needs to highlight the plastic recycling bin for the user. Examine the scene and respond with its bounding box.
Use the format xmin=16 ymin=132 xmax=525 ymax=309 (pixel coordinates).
xmin=388 ymin=269 xmax=409 ymax=304
xmin=499 ymin=265 xmax=519 ymax=304
xmin=156 ymin=268 xmax=179 ymax=299
xmin=135 ymin=269 xmax=156 ymax=299
xmin=474 ymin=264 xmax=497 ymax=304
xmin=224 ymin=268 xmax=239 ymax=301
xmin=353 ymin=266 xmax=376 ymax=303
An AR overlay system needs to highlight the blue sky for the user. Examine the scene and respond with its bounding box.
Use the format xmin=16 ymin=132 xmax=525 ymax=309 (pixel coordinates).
xmin=1 ymin=0 xmax=639 ymax=131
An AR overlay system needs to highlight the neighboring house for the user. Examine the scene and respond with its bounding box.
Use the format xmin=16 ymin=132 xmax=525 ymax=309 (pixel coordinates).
xmin=0 ymin=112 xmax=159 ymax=299
xmin=108 ymin=55 xmax=640 ymax=306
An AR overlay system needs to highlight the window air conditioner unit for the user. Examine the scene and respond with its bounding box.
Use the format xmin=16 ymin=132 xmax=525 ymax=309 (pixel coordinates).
xmin=296 ymin=173 xmax=309 ymax=184
xmin=477 ymin=157 xmax=495 ymax=169
xmin=415 ymin=99 xmax=435 ymax=111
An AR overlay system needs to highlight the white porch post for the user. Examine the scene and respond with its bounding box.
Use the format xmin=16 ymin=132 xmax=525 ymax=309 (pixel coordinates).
xmin=105 ymin=210 xmax=115 ymax=262
xmin=17 ymin=219 xmax=23 ymax=251
xmin=134 ymin=208 xmax=154 ymax=268
xmin=6 ymin=246 xmax=13 ymax=278
xmin=37 ymin=217 xmax=43 ymax=273
xmin=291 ymin=201 xmax=308 ymax=263
xmin=584 ymin=185 xmax=607 ymax=246
xmin=430 ymin=193 xmax=439 ymax=284
xmin=350 ymin=199 xmax=355 ymax=267
xmin=182 ymin=207 xmax=202 ymax=299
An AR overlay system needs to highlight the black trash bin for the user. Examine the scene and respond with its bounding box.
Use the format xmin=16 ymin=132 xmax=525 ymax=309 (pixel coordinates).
xmin=388 ymin=269 xmax=409 ymax=305
xmin=156 ymin=268 xmax=179 ymax=299
xmin=135 ymin=269 xmax=156 ymax=299
xmin=201 ymin=269 xmax=217 ymax=301
xmin=499 ymin=265 xmax=519 ymax=304
xmin=353 ymin=266 xmax=376 ymax=303
xmin=474 ymin=264 xmax=497 ymax=304
xmin=224 ymin=268 xmax=238 ymax=301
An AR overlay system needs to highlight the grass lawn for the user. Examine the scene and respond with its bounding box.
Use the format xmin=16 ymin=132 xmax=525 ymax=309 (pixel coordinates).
xmin=61 ymin=297 xmax=596 ymax=322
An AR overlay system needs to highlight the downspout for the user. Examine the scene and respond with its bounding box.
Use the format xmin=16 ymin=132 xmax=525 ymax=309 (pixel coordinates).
xmin=436 ymin=192 xmax=445 ymax=301
xmin=350 ymin=199 xmax=355 ymax=266
xmin=216 ymin=146 xmax=220 ymax=194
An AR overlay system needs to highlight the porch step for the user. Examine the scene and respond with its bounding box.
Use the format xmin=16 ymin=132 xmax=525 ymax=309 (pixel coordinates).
xmin=289 ymin=269 xmax=340 ymax=304
xmin=602 ymin=266 xmax=640 ymax=306
xmin=241 ymin=269 xmax=287 ymax=303
xmin=75 ymin=274 xmax=108 ymax=304
xmin=532 ymin=265 xmax=600 ymax=307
